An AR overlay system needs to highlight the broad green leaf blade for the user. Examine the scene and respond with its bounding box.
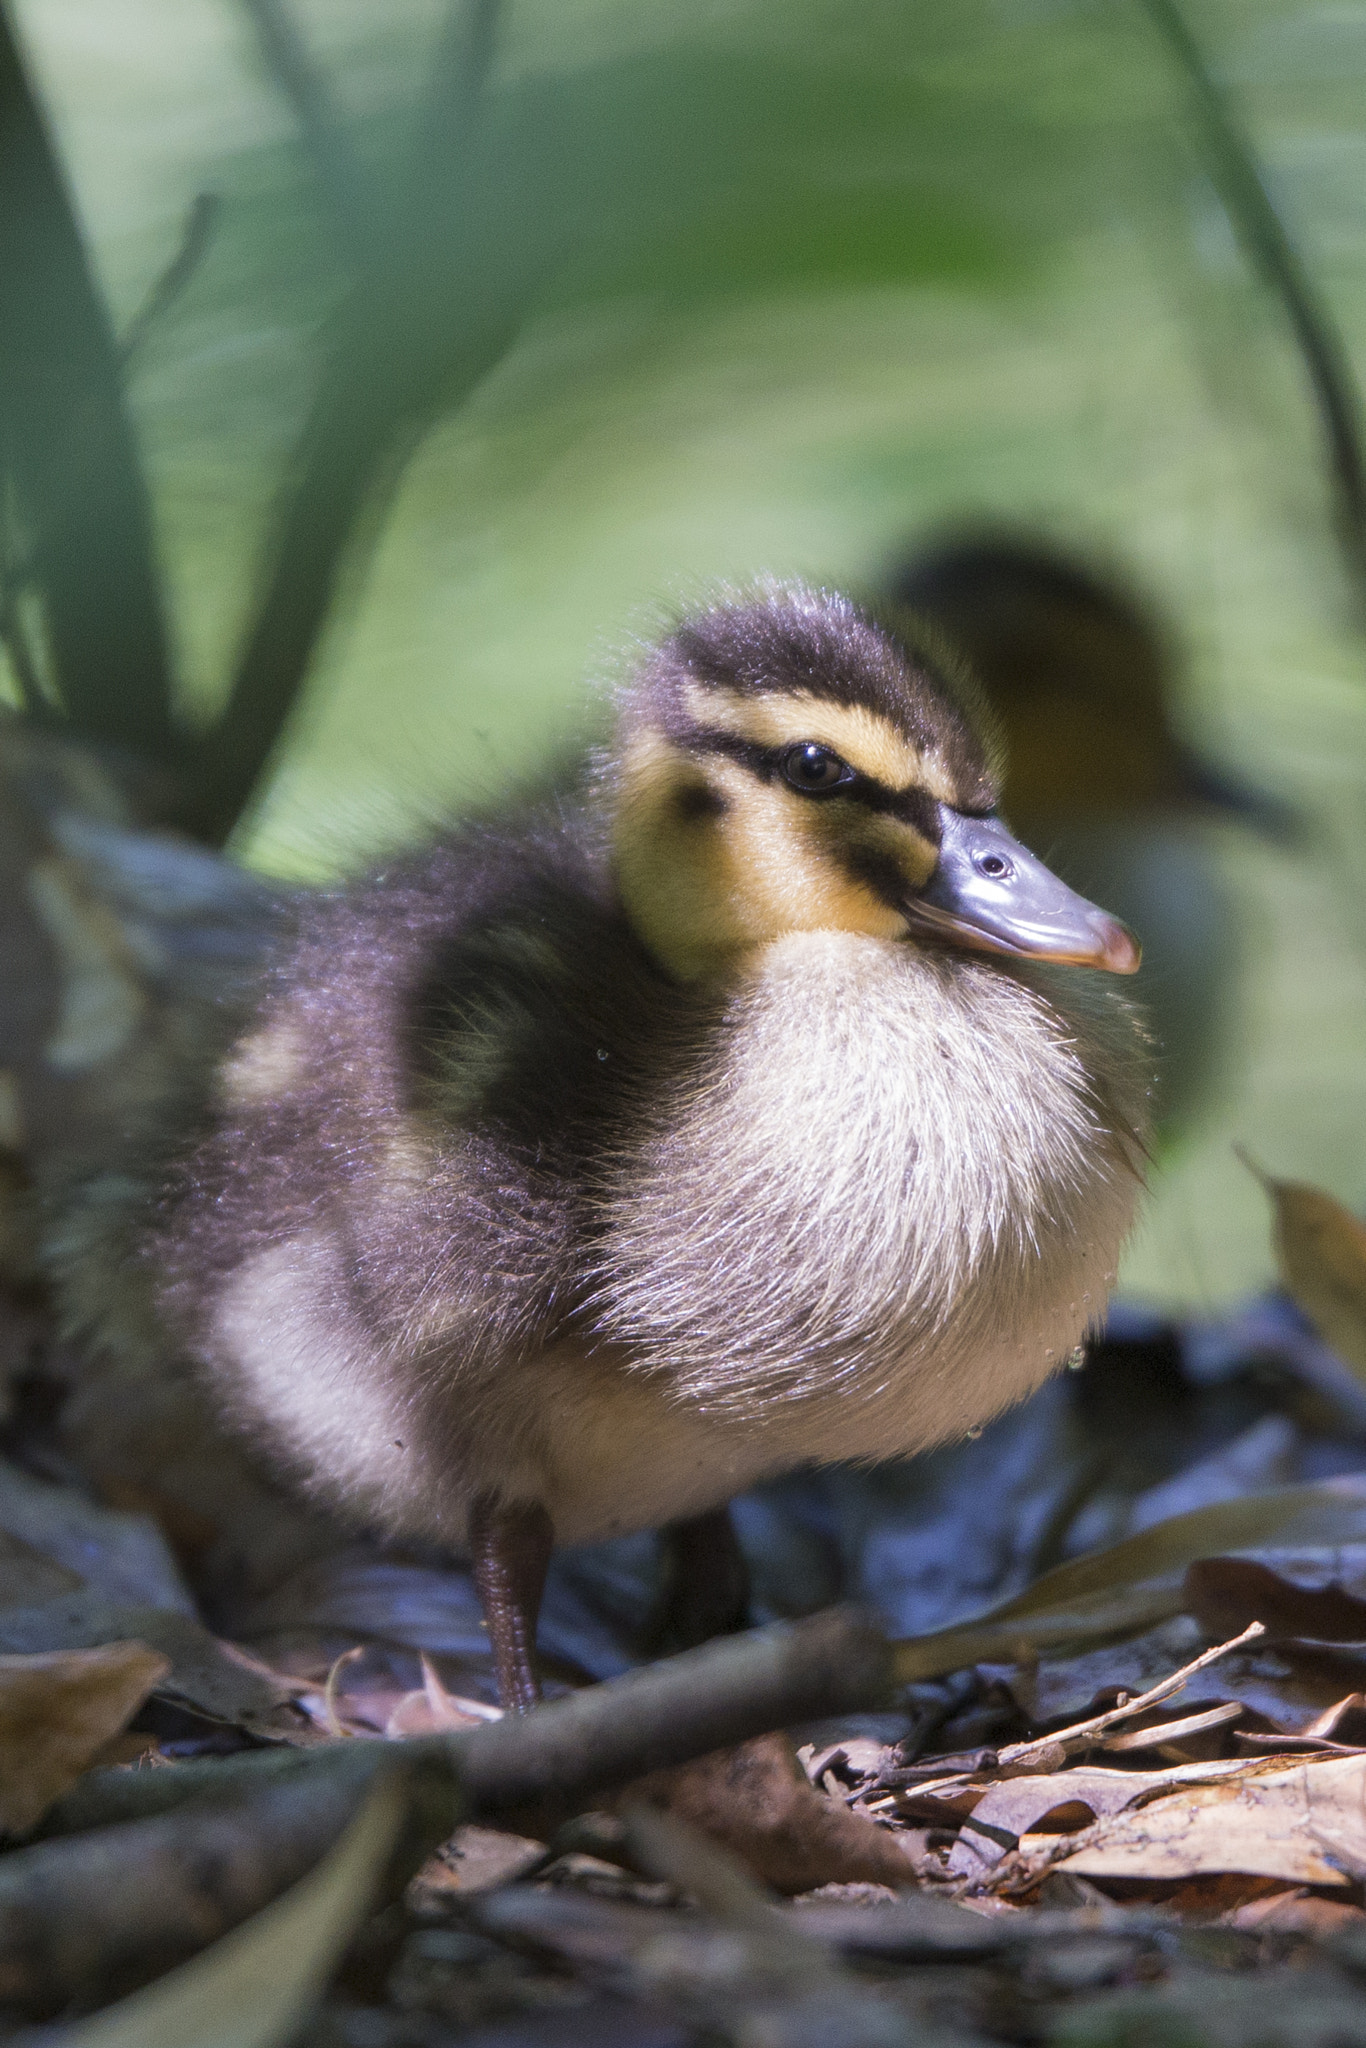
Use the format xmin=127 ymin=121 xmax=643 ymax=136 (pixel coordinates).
xmin=892 ymin=1475 xmax=1366 ymax=1684
xmin=25 ymin=1772 xmax=405 ymax=2048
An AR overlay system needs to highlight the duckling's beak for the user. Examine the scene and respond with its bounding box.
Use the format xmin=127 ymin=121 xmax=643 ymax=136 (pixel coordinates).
xmin=905 ymin=808 xmax=1142 ymax=973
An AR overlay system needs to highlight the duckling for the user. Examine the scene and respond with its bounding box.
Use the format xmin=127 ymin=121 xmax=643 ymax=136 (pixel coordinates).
xmin=886 ymin=535 xmax=1301 ymax=1131
xmin=47 ymin=585 xmax=1153 ymax=1710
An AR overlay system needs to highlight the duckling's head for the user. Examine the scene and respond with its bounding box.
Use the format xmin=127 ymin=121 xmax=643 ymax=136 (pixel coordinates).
xmin=608 ymin=583 xmax=1141 ymax=983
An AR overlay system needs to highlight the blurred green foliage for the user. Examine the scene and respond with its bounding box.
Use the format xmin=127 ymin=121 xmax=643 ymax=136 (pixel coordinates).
xmin=8 ymin=0 xmax=1366 ymax=1303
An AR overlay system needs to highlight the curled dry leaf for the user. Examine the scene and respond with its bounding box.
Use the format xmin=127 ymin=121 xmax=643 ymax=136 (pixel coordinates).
xmin=945 ymin=1757 xmax=1258 ymax=1878
xmin=322 ymin=1646 xmax=365 ymax=1738
xmin=385 ymin=1654 xmax=498 ymax=1737
xmin=1054 ymin=1752 xmax=1366 ymax=1889
xmin=1304 ymin=1693 xmax=1366 ymax=1742
xmin=626 ymin=1732 xmax=920 ymax=1895
xmin=0 ymin=1640 xmax=169 ymax=1834
xmin=1185 ymin=1555 xmax=1366 ymax=1643
xmin=1238 ymin=1150 xmax=1366 ymax=1384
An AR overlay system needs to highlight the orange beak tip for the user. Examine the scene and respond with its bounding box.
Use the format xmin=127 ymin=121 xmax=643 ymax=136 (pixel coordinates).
xmin=1101 ymin=923 xmax=1143 ymax=976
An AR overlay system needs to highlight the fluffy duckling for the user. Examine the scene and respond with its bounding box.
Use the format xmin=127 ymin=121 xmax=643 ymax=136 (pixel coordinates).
xmin=50 ymin=586 xmax=1153 ymax=1709
xmin=887 ymin=536 xmax=1300 ymax=1129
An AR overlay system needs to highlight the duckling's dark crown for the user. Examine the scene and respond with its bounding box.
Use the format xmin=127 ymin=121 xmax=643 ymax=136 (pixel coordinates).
xmin=635 ymin=586 xmax=998 ymax=813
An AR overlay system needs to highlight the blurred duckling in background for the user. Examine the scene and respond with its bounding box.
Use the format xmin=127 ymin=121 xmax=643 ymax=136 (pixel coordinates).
xmin=50 ymin=586 xmax=1152 ymax=1709
xmin=887 ymin=537 xmax=1302 ymax=1134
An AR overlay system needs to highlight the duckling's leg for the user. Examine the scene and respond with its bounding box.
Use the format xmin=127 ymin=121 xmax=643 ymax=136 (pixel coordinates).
xmin=645 ymin=1505 xmax=750 ymax=1654
xmin=468 ymin=1491 xmax=555 ymax=1713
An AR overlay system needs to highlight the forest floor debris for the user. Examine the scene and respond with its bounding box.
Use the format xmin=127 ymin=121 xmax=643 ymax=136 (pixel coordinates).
xmin=9 ymin=1285 xmax=1366 ymax=2038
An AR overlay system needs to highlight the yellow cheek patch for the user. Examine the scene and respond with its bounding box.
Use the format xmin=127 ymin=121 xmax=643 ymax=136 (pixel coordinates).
xmin=682 ymin=684 xmax=959 ymax=804
xmin=614 ymin=729 xmax=719 ymax=849
xmin=611 ymin=733 xmax=941 ymax=979
xmin=716 ymin=767 xmax=937 ymax=944
xmin=613 ymin=734 xmax=740 ymax=978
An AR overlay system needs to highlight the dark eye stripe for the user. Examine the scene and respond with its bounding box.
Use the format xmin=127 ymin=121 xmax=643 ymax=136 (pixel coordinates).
xmin=876 ymin=784 xmax=942 ymax=841
xmin=683 ymin=730 xmax=942 ymax=843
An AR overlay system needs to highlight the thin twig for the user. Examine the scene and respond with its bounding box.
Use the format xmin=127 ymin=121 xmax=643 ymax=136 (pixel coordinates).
xmin=1141 ymin=0 xmax=1366 ymax=607
xmin=1096 ymin=1699 xmax=1243 ymax=1754
xmin=995 ymin=1620 xmax=1265 ymax=1770
xmin=38 ymin=1606 xmax=893 ymax=1840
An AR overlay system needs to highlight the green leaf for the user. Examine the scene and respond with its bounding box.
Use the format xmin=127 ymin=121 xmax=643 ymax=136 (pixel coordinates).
xmin=892 ymin=1475 xmax=1366 ymax=1684
xmin=24 ymin=1771 xmax=406 ymax=2048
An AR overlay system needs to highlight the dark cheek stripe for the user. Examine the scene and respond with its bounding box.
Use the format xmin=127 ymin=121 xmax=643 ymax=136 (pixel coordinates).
xmin=842 ymin=844 xmax=921 ymax=914
xmin=673 ymin=781 xmax=728 ymax=821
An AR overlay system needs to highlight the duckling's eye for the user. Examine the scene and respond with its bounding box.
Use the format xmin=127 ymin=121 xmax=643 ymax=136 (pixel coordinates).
xmin=781 ymin=743 xmax=852 ymax=794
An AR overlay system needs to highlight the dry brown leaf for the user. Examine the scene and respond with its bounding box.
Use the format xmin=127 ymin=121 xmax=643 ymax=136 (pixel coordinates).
xmin=0 ymin=1595 xmax=305 ymax=1736
xmin=1239 ymin=1151 xmax=1366 ymax=1383
xmin=1224 ymin=1891 xmax=1366 ymax=1936
xmin=411 ymin=1824 xmax=547 ymax=1903
xmin=1304 ymin=1693 xmax=1366 ymax=1742
xmin=627 ymin=1732 xmax=920 ymax=1894
xmin=0 ymin=1639 xmax=170 ymax=1833
xmin=1054 ymin=1752 xmax=1366 ymax=1888
xmin=946 ymin=1757 xmax=1259 ymax=1878
xmin=1185 ymin=1556 xmax=1366 ymax=1642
